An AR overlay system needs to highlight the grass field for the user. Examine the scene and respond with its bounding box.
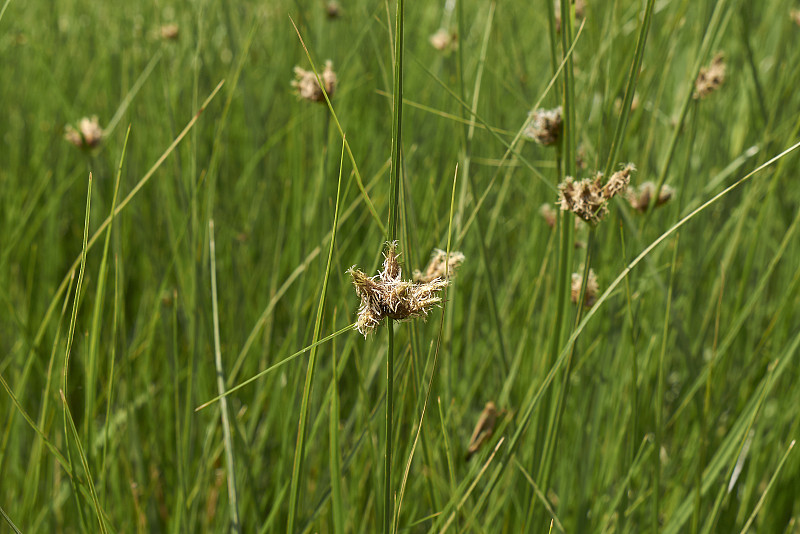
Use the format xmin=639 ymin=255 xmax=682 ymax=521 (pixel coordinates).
xmin=2 ymin=0 xmax=800 ymax=532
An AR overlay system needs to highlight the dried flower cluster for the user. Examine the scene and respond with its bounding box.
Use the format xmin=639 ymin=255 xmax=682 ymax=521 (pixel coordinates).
xmin=557 ymin=164 xmax=635 ymax=224
xmin=575 ymin=144 xmax=588 ymax=170
xmin=571 ymin=269 xmax=598 ymax=308
xmin=413 ymin=249 xmax=465 ymax=283
xmin=348 ymin=243 xmax=449 ymax=337
xmin=291 ymin=60 xmax=337 ymax=103
xmin=555 ymin=0 xmax=586 ymax=32
xmin=524 ymin=106 xmax=562 ymax=146
xmin=429 ymin=28 xmax=457 ymax=52
xmin=64 ymin=116 xmax=103 ymax=149
xmin=627 ymin=181 xmax=675 ymax=212
xmin=693 ymin=53 xmax=726 ymax=100
xmin=465 ymin=401 xmax=498 ymax=460
xmin=160 ymin=24 xmax=179 ymax=40
xmin=325 ymin=1 xmax=341 ymax=19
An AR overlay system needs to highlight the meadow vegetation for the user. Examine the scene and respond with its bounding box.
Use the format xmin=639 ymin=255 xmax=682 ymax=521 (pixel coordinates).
xmin=2 ymin=0 xmax=800 ymax=531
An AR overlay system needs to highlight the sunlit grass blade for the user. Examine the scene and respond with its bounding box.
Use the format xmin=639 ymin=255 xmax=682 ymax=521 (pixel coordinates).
xmin=737 ymin=440 xmax=795 ymax=534
xmin=85 ymin=126 xmax=130 ymax=448
xmin=209 ymin=219 xmax=242 ymax=532
xmin=61 ymin=173 xmax=93 ymax=531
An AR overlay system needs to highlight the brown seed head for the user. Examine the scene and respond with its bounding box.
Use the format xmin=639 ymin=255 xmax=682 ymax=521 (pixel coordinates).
xmin=429 ymin=28 xmax=457 ymax=52
xmin=349 ymin=242 xmax=450 ymax=337
xmin=325 ymin=1 xmax=341 ymax=18
xmin=291 ymin=60 xmax=337 ymax=103
xmin=693 ymin=52 xmax=726 ymax=100
xmin=413 ymin=249 xmax=465 ymax=283
xmin=557 ymin=164 xmax=633 ymax=224
xmin=571 ymin=269 xmax=599 ymax=308
xmin=466 ymin=402 xmax=498 ymax=460
xmin=627 ymin=181 xmax=675 ymax=212
xmin=603 ymin=163 xmax=635 ymax=198
xmin=557 ymin=174 xmax=607 ymax=224
xmin=524 ymin=106 xmax=563 ymax=146
xmin=160 ymin=23 xmax=179 ymax=40
xmin=64 ymin=116 xmax=103 ymax=149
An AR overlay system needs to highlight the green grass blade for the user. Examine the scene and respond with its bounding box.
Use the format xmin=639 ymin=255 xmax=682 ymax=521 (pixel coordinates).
xmin=286 ymin=131 xmax=346 ymax=532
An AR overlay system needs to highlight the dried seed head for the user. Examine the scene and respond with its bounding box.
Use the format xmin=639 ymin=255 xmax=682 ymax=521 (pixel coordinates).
xmin=571 ymin=269 xmax=599 ymax=308
xmin=380 ymin=241 xmax=402 ymax=282
xmin=693 ymin=52 xmax=726 ymax=100
xmin=557 ymin=174 xmax=607 ymax=224
xmin=349 ymin=242 xmax=450 ymax=337
xmin=465 ymin=402 xmax=498 ymax=460
xmin=576 ymin=144 xmax=589 ymax=170
xmin=413 ymin=249 xmax=465 ymax=283
xmin=603 ymin=163 xmax=635 ymax=198
xmin=325 ymin=1 xmax=341 ymax=18
xmin=291 ymin=60 xmax=337 ymax=103
xmin=627 ymin=181 xmax=675 ymax=212
xmin=557 ymin=164 xmax=633 ymax=224
xmin=555 ymin=0 xmax=587 ymax=32
xmin=540 ymin=203 xmax=557 ymax=228
xmin=429 ymin=28 xmax=457 ymax=52
xmin=792 ymin=9 xmax=800 ymax=27
xmin=64 ymin=116 xmax=103 ymax=149
xmin=524 ymin=106 xmax=563 ymax=146
xmin=160 ymin=23 xmax=179 ymax=40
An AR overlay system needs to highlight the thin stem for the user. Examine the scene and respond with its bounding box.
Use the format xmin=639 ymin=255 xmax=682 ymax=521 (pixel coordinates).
xmin=385 ymin=0 xmax=405 ymax=530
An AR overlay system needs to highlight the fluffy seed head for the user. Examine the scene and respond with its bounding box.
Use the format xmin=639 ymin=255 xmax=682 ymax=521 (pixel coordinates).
xmin=627 ymin=181 xmax=675 ymax=212
xmin=603 ymin=163 xmax=635 ymax=198
xmin=160 ymin=24 xmax=179 ymax=40
xmin=429 ymin=28 xmax=457 ymax=52
xmin=693 ymin=52 xmax=726 ymax=100
xmin=557 ymin=164 xmax=633 ymax=224
xmin=325 ymin=1 xmax=341 ymax=18
xmin=291 ymin=60 xmax=337 ymax=103
xmin=571 ymin=269 xmax=599 ymax=308
xmin=524 ymin=107 xmax=562 ymax=146
xmin=413 ymin=249 xmax=465 ymax=283
xmin=349 ymin=242 xmax=450 ymax=337
xmin=64 ymin=116 xmax=103 ymax=149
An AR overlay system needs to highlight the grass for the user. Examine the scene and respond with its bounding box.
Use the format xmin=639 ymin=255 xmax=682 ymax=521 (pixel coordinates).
xmin=2 ymin=0 xmax=800 ymax=532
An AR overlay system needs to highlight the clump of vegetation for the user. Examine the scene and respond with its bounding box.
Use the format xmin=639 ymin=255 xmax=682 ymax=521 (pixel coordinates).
xmin=556 ymin=164 xmax=634 ymax=224
xmin=291 ymin=60 xmax=337 ymax=103
xmin=347 ymin=243 xmax=451 ymax=337
xmin=524 ymin=106 xmax=563 ymax=146
xmin=693 ymin=52 xmax=726 ymax=99
xmin=64 ymin=116 xmax=103 ymax=149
